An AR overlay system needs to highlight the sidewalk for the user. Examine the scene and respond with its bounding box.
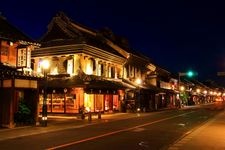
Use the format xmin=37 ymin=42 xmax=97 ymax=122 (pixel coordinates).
xmin=168 ymin=110 xmax=225 ymax=150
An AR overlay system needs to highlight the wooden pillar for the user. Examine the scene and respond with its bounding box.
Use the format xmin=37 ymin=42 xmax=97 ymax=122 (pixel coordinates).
xmin=35 ymin=89 xmax=40 ymax=126
xmin=0 ymin=78 xmax=15 ymax=128
xmin=155 ymin=94 xmax=159 ymax=110
xmin=95 ymin=59 xmax=98 ymax=76
xmin=9 ymin=78 xmax=15 ymax=128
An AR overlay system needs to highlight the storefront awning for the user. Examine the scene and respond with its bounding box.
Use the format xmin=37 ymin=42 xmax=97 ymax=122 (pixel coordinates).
xmin=40 ymin=75 xmax=135 ymax=94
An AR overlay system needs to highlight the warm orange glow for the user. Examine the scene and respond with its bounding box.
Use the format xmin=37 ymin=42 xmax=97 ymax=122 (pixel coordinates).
xmin=41 ymin=60 xmax=50 ymax=69
xmin=86 ymin=62 xmax=93 ymax=75
xmin=67 ymin=59 xmax=73 ymax=75
xmin=196 ymin=89 xmax=200 ymax=93
xmin=52 ymin=67 xmax=58 ymax=75
xmin=180 ymin=86 xmax=185 ymax=91
xmin=85 ymin=107 xmax=91 ymax=112
xmin=136 ymin=78 xmax=142 ymax=85
xmin=84 ymin=93 xmax=94 ymax=111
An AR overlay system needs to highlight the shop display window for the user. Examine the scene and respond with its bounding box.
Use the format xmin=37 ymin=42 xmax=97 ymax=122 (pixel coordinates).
xmin=95 ymin=94 xmax=104 ymax=111
xmin=52 ymin=94 xmax=64 ymax=113
xmin=65 ymin=94 xmax=76 ymax=113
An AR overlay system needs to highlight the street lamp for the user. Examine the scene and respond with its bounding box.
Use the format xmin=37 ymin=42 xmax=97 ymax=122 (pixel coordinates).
xmin=41 ymin=60 xmax=49 ymax=127
xmin=135 ymin=78 xmax=142 ymax=112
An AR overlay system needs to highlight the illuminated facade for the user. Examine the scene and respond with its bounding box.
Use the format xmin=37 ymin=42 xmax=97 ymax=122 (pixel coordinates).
xmin=31 ymin=12 xmax=137 ymax=114
xmin=33 ymin=50 xmax=126 ymax=113
xmin=32 ymin=12 xmax=185 ymax=114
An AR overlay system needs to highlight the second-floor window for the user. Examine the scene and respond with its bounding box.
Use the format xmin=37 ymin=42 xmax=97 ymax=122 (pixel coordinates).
xmin=67 ymin=59 xmax=73 ymax=75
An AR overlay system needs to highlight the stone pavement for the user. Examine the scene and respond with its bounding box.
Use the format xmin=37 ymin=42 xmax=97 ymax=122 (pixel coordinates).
xmin=168 ymin=110 xmax=225 ymax=150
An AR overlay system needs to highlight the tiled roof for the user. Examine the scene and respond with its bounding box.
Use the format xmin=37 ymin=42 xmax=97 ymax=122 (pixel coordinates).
xmin=39 ymin=12 xmax=127 ymax=58
xmin=0 ymin=15 xmax=34 ymax=42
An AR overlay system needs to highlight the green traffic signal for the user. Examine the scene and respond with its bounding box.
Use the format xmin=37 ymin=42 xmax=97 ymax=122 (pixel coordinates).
xmin=187 ymin=71 xmax=194 ymax=77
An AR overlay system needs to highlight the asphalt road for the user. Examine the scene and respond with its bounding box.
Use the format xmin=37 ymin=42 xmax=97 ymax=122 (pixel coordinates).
xmin=0 ymin=103 xmax=224 ymax=150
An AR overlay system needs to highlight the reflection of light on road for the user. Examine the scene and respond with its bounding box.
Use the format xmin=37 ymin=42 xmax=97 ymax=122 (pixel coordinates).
xmin=178 ymin=123 xmax=186 ymax=127
xmin=47 ymin=111 xmax=194 ymax=150
xmin=138 ymin=141 xmax=149 ymax=148
xmin=132 ymin=127 xmax=145 ymax=132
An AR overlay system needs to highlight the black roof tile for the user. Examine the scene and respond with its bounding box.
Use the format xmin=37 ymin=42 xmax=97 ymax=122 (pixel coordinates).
xmin=0 ymin=15 xmax=34 ymax=42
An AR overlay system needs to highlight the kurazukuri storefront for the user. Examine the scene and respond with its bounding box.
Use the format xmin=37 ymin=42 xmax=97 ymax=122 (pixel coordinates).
xmin=38 ymin=75 xmax=126 ymax=114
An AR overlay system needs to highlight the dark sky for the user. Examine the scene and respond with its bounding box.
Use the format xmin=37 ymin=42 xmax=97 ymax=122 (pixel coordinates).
xmin=1 ymin=0 xmax=225 ymax=83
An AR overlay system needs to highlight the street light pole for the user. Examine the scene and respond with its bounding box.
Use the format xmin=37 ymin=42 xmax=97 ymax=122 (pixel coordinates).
xmin=41 ymin=60 xmax=49 ymax=127
xmin=42 ymin=69 xmax=47 ymax=127
xmin=135 ymin=78 xmax=142 ymax=112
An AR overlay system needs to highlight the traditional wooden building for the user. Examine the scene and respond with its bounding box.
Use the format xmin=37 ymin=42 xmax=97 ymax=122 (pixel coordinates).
xmin=31 ymin=12 xmax=164 ymax=115
xmin=32 ymin=12 xmax=182 ymax=116
xmin=156 ymin=67 xmax=178 ymax=109
xmin=0 ymin=14 xmax=40 ymax=128
xmin=32 ymin=12 xmax=133 ymax=114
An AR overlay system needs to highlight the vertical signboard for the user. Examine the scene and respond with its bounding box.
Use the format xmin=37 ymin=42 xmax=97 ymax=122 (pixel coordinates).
xmin=17 ymin=48 xmax=27 ymax=67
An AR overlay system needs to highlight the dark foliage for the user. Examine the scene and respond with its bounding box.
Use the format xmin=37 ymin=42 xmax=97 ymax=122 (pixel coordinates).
xmin=14 ymin=100 xmax=34 ymax=125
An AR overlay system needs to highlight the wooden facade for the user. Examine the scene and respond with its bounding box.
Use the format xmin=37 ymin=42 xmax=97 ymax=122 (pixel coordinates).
xmin=31 ymin=12 xmax=179 ymax=114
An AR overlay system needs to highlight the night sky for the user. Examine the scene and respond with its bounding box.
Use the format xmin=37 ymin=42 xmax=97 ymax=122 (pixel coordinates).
xmin=1 ymin=0 xmax=225 ymax=84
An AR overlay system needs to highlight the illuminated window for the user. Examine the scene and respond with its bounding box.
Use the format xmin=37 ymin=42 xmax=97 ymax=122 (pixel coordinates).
xmin=98 ymin=64 xmax=101 ymax=76
xmin=95 ymin=94 xmax=104 ymax=111
xmin=52 ymin=94 xmax=64 ymax=113
xmin=84 ymin=93 xmax=94 ymax=112
xmin=113 ymin=95 xmax=119 ymax=110
xmin=85 ymin=59 xmax=93 ymax=75
xmin=65 ymin=94 xmax=76 ymax=113
xmin=108 ymin=66 xmax=111 ymax=78
xmin=67 ymin=59 xmax=73 ymax=75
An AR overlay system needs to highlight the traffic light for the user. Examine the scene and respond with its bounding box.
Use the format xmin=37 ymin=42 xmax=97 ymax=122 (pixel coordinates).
xmin=178 ymin=70 xmax=198 ymax=78
xmin=187 ymin=70 xmax=194 ymax=77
